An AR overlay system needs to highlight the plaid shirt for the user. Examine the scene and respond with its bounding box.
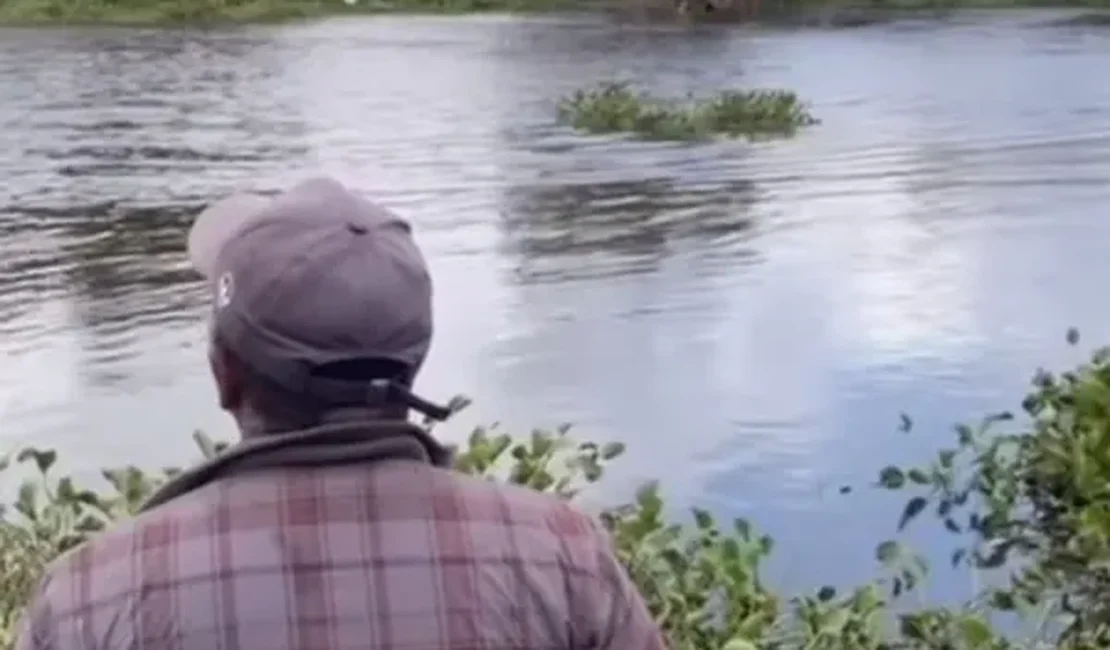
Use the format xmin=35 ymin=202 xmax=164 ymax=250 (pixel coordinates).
xmin=15 ymin=461 xmax=668 ymax=650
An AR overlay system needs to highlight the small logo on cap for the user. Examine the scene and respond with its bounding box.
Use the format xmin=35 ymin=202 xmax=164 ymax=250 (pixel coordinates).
xmin=216 ymin=272 xmax=234 ymax=309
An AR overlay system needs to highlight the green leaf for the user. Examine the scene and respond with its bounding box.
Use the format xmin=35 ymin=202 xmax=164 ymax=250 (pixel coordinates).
xmin=898 ymin=497 xmax=928 ymax=531
xmin=722 ymin=638 xmax=759 ymax=650
xmin=16 ymin=482 xmax=38 ymax=521
xmin=878 ymin=466 xmax=905 ymax=489
xmin=901 ymin=568 xmax=918 ymax=592
xmin=75 ymin=490 xmax=102 ymax=507
xmin=733 ymin=517 xmax=752 ymax=541
xmin=876 ymin=540 xmax=900 ymax=564
xmin=192 ymin=430 xmax=223 ymax=459
xmin=18 ymin=448 xmax=57 ymax=475
xmin=37 ymin=449 xmax=57 ymax=474
xmin=600 ymin=442 xmax=625 ymax=460
xmin=823 ymin=607 xmax=851 ymax=633
xmin=56 ymin=477 xmax=76 ymax=501
xmin=907 ymin=468 xmax=930 ymax=484
xmin=951 ymin=548 xmax=966 ymax=567
xmin=976 ymin=541 xmax=1013 ymax=569
xmin=957 ymin=615 xmax=994 ymax=648
xmin=899 ymin=613 xmax=929 ymax=640
xmin=990 ymin=590 xmax=1016 ymax=611
xmin=955 ymin=424 xmax=974 ymax=446
xmin=692 ymin=508 xmax=713 ymax=531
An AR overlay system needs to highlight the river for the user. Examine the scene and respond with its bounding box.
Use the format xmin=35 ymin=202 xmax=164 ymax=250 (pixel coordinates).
xmin=1 ymin=10 xmax=1109 ymax=597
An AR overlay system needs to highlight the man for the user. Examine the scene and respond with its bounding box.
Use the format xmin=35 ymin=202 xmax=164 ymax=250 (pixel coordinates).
xmin=15 ymin=177 xmax=668 ymax=650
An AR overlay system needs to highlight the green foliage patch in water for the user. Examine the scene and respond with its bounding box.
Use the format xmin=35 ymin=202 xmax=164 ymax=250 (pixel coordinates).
xmin=9 ymin=330 xmax=1110 ymax=648
xmin=556 ymin=81 xmax=819 ymax=141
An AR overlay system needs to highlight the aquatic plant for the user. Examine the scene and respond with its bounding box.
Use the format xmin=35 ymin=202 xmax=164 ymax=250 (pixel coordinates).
xmin=556 ymin=81 xmax=819 ymax=141
xmin=879 ymin=329 xmax=1110 ymax=648
xmin=5 ymin=330 xmax=1110 ymax=648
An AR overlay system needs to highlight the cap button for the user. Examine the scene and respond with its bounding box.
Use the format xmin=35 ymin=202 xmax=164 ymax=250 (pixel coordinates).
xmin=347 ymin=222 xmax=369 ymax=235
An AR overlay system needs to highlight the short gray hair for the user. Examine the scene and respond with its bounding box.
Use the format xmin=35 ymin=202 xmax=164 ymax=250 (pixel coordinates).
xmin=211 ymin=332 xmax=415 ymax=434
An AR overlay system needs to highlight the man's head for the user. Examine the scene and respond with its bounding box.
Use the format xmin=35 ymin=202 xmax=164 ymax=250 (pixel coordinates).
xmin=187 ymin=177 xmax=439 ymax=435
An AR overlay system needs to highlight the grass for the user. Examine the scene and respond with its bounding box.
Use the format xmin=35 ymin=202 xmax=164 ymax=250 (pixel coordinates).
xmin=7 ymin=330 xmax=1110 ymax=648
xmin=556 ymin=81 xmax=819 ymax=141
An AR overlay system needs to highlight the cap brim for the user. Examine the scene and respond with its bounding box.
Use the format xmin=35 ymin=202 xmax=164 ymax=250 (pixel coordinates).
xmin=187 ymin=193 xmax=272 ymax=279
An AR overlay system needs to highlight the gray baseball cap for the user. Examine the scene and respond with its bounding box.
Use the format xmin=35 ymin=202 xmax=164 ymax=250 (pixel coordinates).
xmin=188 ymin=176 xmax=448 ymax=419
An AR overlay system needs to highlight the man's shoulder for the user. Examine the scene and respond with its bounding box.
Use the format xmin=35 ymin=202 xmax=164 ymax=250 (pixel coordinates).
xmin=417 ymin=467 xmax=615 ymax=578
xmin=425 ymin=465 xmax=604 ymax=536
xmin=34 ymin=494 xmax=211 ymax=611
xmin=34 ymin=467 xmax=608 ymax=604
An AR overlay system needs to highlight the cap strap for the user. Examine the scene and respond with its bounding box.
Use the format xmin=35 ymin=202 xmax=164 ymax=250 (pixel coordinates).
xmin=368 ymin=379 xmax=453 ymax=421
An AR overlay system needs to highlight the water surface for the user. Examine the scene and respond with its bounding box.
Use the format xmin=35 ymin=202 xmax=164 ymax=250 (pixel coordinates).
xmin=2 ymin=11 xmax=1110 ymax=595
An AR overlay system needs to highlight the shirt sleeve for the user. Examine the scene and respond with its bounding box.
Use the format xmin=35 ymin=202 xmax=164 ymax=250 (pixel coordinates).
xmin=12 ymin=578 xmax=56 ymax=650
xmin=572 ymin=517 xmax=670 ymax=650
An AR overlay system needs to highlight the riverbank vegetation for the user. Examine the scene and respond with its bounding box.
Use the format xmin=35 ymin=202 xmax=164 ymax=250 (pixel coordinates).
xmin=0 ymin=0 xmax=584 ymax=25
xmin=625 ymin=0 xmax=1110 ymax=26
xmin=1 ymin=0 xmax=1108 ymax=26
xmin=557 ymin=81 xmax=819 ymax=141
xmin=0 ymin=0 xmax=299 ymax=24
xmin=4 ymin=330 xmax=1110 ymax=648
xmin=2 ymin=0 xmax=1107 ymax=27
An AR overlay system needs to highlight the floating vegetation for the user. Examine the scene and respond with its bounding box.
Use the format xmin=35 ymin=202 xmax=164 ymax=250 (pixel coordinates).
xmin=556 ymin=81 xmax=819 ymax=141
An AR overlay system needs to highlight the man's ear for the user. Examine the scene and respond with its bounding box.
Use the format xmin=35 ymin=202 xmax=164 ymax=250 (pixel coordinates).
xmin=209 ymin=340 xmax=245 ymax=413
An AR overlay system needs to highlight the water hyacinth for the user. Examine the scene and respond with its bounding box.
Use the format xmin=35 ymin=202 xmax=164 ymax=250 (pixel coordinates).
xmin=9 ymin=331 xmax=1110 ymax=648
xmin=556 ymin=81 xmax=819 ymax=141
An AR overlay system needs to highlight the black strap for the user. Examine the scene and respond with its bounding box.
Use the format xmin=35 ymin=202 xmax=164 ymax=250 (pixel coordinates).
xmin=366 ymin=379 xmax=453 ymax=421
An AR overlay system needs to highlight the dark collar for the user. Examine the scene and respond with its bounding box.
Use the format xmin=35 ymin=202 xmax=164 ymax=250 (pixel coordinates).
xmin=140 ymin=419 xmax=452 ymax=513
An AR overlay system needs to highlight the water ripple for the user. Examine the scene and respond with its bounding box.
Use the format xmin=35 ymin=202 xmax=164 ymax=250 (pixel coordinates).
xmin=1 ymin=11 xmax=1110 ymax=593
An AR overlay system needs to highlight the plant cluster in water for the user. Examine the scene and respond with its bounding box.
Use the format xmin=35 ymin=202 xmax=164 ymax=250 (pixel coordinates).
xmin=556 ymin=81 xmax=819 ymax=141
xmin=7 ymin=330 xmax=1110 ymax=649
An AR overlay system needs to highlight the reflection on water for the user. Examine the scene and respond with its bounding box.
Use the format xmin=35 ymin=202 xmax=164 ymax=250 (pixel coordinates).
xmin=0 ymin=27 xmax=308 ymax=449
xmin=2 ymin=11 xmax=1110 ymax=595
xmin=501 ymin=175 xmax=759 ymax=282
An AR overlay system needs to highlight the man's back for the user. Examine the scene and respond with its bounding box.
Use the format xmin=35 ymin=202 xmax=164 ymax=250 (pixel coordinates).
xmin=18 ymin=461 xmax=666 ymax=650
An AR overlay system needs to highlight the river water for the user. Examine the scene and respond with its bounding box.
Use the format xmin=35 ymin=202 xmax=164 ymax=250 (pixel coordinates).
xmin=1 ymin=10 xmax=1109 ymax=596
